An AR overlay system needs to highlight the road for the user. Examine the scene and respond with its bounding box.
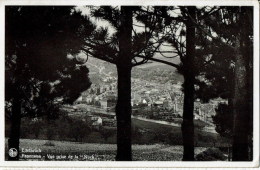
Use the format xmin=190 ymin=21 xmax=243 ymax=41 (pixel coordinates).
xmin=75 ymin=104 xmax=116 ymax=116
xmin=74 ymin=104 xmax=217 ymax=133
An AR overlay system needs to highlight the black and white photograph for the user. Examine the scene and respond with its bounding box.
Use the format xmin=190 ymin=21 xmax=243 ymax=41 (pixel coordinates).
xmin=1 ymin=0 xmax=259 ymax=168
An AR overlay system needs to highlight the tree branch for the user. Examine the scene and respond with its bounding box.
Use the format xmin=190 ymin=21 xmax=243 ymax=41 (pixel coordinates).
xmin=81 ymin=47 xmax=115 ymax=64
xmin=136 ymin=55 xmax=180 ymax=69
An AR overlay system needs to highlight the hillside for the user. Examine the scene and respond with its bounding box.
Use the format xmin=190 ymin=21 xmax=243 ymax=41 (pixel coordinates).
xmin=85 ymin=56 xmax=184 ymax=84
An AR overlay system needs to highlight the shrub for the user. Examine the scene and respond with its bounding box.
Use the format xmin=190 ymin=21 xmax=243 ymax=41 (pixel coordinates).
xmin=153 ymin=132 xmax=168 ymax=144
xmin=20 ymin=124 xmax=32 ymax=138
xmin=166 ymin=131 xmax=182 ymax=145
xmin=99 ymin=127 xmax=115 ymax=142
xmin=30 ymin=121 xmax=43 ymax=138
xmin=195 ymin=148 xmax=227 ymax=161
xmin=197 ymin=133 xmax=218 ymax=147
xmin=46 ymin=126 xmax=55 ymax=140
xmin=68 ymin=119 xmax=91 ymax=142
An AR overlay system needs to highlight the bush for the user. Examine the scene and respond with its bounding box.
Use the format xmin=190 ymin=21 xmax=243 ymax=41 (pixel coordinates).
xmin=167 ymin=131 xmax=183 ymax=145
xmin=20 ymin=124 xmax=32 ymax=138
xmin=68 ymin=119 xmax=91 ymax=142
xmin=99 ymin=127 xmax=115 ymax=142
xmin=152 ymin=132 xmax=168 ymax=144
xmin=46 ymin=127 xmax=55 ymax=140
xmin=197 ymin=133 xmax=218 ymax=147
xmin=195 ymin=148 xmax=227 ymax=161
xmin=30 ymin=121 xmax=43 ymax=138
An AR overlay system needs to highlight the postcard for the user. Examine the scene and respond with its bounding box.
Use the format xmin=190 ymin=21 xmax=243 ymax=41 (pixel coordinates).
xmin=0 ymin=0 xmax=259 ymax=168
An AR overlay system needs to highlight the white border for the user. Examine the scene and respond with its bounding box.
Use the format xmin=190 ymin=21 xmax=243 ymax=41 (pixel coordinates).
xmin=0 ymin=0 xmax=258 ymax=6
xmin=0 ymin=0 xmax=259 ymax=168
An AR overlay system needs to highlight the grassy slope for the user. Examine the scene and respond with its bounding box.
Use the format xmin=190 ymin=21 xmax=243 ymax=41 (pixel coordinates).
xmin=5 ymin=138 xmax=207 ymax=161
xmin=132 ymin=118 xmax=224 ymax=147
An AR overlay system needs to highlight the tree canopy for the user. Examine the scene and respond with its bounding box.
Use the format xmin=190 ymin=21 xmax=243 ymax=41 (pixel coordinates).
xmin=5 ymin=6 xmax=95 ymax=117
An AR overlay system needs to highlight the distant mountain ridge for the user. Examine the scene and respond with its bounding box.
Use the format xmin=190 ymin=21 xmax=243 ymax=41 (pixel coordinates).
xmin=85 ymin=57 xmax=183 ymax=84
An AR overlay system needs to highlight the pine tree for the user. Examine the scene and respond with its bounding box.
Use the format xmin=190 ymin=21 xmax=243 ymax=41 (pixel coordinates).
xmin=232 ymin=7 xmax=253 ymax=161
xmin=5 ymin=6 xmax=94 ymax=160
xmin=190 ymin=6 xmax=253 ymax=161
xmin=81 ymin=6 xmax=165 ymax=160
xmin=180 ymin=6 xmax=196 ymax=161
xmin=135 ymin=6 xmax=197 ymax=160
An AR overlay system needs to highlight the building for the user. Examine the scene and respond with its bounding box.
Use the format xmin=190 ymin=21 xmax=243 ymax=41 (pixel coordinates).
xmin=100 ymin=96 xmax=117 ymax=110
xmin=74 ymin=96 xmax=83 ymax=104
xmin=195 ymin=103 xmax=216 ymax=123
xmin=86 ymin=115 xmax=103 ymax=128
xmin=163 ymin=100 xmax=169 ymax=108
xmin=102 ymin=118 xmax=116 ymax=127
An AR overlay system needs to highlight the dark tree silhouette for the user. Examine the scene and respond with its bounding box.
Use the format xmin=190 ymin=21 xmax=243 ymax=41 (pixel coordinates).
xmin=5 ymin=6 xmax=94 ymax=160
xmin=81 ymin=6 xmax=253 ymax=161
xmin=180 ymin=6 xmax=196 ymax=161
xmin=232 ymin=7 xmax=253 ymax=161
xmin=99 ymin=127 xmax=115 ymax=142
xmin=190 ymin=6 xmax=253 ymax=161
xmin=137 ymin=6 xmax=253 ymax=161
xmin=212 ymin=104 xmax=233 ymax=138
xmin=136 ymin=6 xmax=198 ymax=160
xmin=69 ymin=119 xmax=91 ymax=142
xmin=115 ymin=7 xmax=133 ymax=160
xmin=82 ymin=6 xmax=165 ymax=160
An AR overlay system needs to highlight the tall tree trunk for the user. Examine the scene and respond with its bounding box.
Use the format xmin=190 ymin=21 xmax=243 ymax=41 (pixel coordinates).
xmin=232 ymin=7 xmax=252 ymax=161
xmin=116 ymin=66 xmax=132 ymax=161
xmin=182 ymin=74 xmax=195 ymax=161
xmin=115 ymin=6 xmax=133 ymax=161
xmin=8 ymin=97 xmax=21 ymax=160
xmin=181 ymin=6 xmax=196 ymax=161
xmin=232 ymin=40 xmax=249 ymax=161
xmin=244 ymin=7 xmax=253 ymax=161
